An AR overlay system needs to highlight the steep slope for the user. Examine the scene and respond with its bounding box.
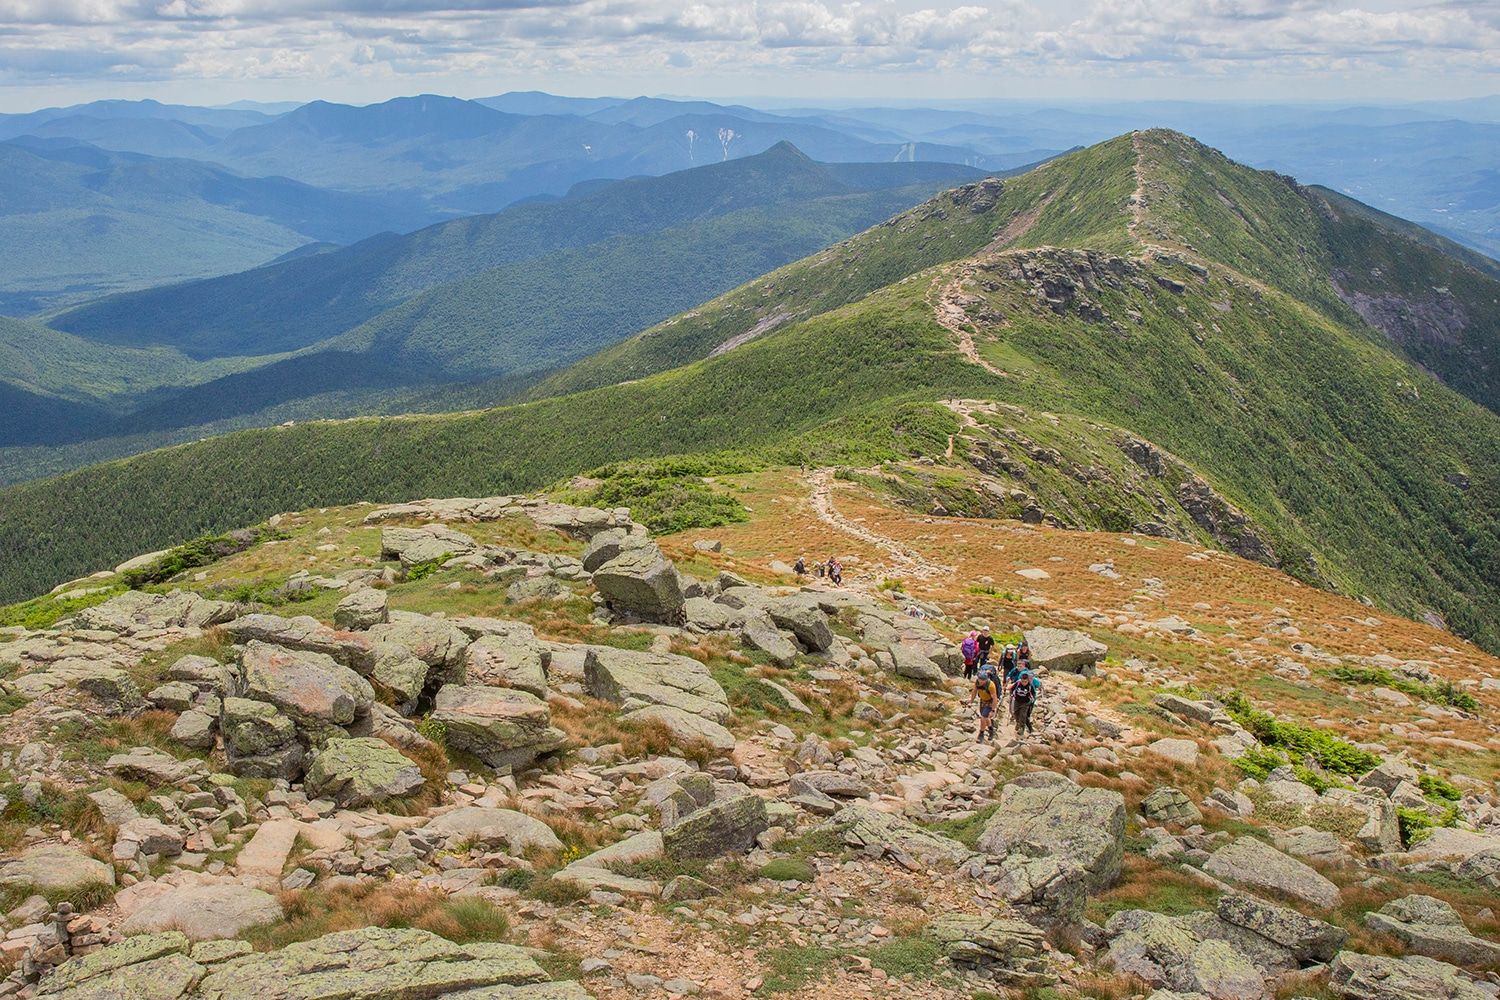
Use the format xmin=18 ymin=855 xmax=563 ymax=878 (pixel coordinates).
xmin=3 ymin=131 xmax=1499 ymax=656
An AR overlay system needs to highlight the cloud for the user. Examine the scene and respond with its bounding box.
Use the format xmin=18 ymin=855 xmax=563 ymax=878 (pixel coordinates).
xmin=0 ymin=1 xmax=1496 ymax=95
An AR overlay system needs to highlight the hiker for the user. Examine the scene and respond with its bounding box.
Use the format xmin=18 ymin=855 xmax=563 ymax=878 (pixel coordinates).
xmin=1000 ymin=644 xmax=1022 ymax=714
xmin=1017 ymin=637 xmax=1032 ymax=671
xmin=961 ymin=630 xmax=980 ymax=680
xmin=1011 ymin=668 xmax=1039 ymax=738
xmin=794 ymin=556 xmax=807 ymax=576
xmin=976 ymin=626 xmax=994 ymax=667
xmin=829 ymin=558 xmax=843 ymax=585
xmin=814 ymin=560 xmax=825 ymax=579
xmin=977 ymin=661 xmax=1002 ymax=740
xmin=970 ymin=666 xmax=1000 ymax=743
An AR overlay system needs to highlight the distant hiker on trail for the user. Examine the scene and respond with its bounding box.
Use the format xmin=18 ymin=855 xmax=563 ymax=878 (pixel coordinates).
xmin=961 ymin=630 xmax=980 ymax=680
xmin=794 ymin=556 xmax=807 ymax=577
xmin=977 ymin=626 xmax=994 ymax=667
xmin=828 ymin=558 xmax=843 ymax=585
xmin=814 ymin=560 xmax=825 ymax=579
xmin=1017 ymin=637 xmax=1032 ymax=671
xmin=1011 ymin=668 xmax=1039 ymax=739
xmin=971 ymin=667 xmax=1000 ymax=743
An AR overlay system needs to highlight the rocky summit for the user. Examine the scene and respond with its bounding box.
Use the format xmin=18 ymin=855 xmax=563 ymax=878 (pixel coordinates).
xmin=0 ymin=482 xmax=1496 ymax=1000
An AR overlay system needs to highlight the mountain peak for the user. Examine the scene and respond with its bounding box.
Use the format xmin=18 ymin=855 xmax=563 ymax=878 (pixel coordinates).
xmin=762 ymin=139 xmax=812 ymax=160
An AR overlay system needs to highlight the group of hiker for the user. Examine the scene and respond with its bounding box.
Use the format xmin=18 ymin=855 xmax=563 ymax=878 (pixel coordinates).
xmin=793 ymin=555 xmax=842 ymax=585
xmin=962 ymin=627 xmax=1040 ymax=743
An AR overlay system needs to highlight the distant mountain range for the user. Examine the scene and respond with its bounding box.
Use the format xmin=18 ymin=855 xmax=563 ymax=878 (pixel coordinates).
xmin=0 ymin=144 xmax=987 ymax=481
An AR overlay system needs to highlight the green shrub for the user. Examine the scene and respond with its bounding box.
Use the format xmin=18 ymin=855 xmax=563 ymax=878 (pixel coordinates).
xmin=1221 ymin=691 xmax=1380 ymax=777
xmin=121 ymin=529 xmax=270 ymax=588
xmin=1232 ymin=745 xmax=1287 ymax=781
xmin=1328 ymin=666 xmax=1481 ymax=713
xmin=759 ymin=858 xmax=815 ymax=883
xmin=0 ymin=586 xmax=125 ymax=630
xmin=1397 ymin=807 xmax=1434 ymax=847
xmin=1418 ymin=774 xmax=1461 ymax=801
xmin=868 ymin=936 xmax=942 ymax=978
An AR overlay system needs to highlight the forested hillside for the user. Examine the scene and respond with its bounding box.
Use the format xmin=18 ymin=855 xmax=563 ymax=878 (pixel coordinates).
xmin=3 ymin=131 xmax=1498 ymax=655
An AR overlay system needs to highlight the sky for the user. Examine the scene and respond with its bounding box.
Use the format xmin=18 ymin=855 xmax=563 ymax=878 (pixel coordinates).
xmin=1 ymin=0 xmax=1498 ymax=112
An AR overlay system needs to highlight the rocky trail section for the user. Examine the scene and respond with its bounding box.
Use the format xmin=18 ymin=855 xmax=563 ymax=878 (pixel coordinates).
xmin=806 ymin=468 xmax=954 ymax=580
xmin=0 ymin=490 xmax=1496 ymax=1000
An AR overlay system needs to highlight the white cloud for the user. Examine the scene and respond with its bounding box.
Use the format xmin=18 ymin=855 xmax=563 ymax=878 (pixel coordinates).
xmin=0 ymin=1 xmax=1496 ymax=99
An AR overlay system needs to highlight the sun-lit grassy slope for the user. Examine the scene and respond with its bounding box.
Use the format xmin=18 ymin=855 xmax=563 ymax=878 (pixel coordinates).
xmin=3 ymin=129 xmax=1499 ymax=656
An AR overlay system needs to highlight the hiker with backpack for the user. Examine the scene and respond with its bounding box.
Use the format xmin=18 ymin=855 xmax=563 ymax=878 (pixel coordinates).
xmin=828 ymin=558 xmax=843 ymax=585
xmin=1017 ymin=637 xmax=1032 ymax=671
xmin=794 ymin=556 xmax=807 ymax=577
xmin=976 ymin=626 xmax=994 ymax=667
xmin=970 ymin=666 xmax=1001 ymax=743
xmin=1011 ymin=668 xmax=1039 ymax=738
xmin=961 ymin=630 xmax=980 ymax=680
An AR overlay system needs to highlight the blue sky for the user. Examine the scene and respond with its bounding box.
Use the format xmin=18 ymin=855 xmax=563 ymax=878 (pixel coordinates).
xmin=1 ymin=0 xmax=1497 ymax=112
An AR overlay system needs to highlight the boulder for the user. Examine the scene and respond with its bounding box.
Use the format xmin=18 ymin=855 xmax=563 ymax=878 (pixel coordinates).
xmin=106 ymin=747 xmax=205 ymax=786
xmin=1328 ymin=951 xmax=1490 ymax=1000
xmin=1203 ymin=838 xmax=1340 ymax=909
xmin=1147 ymin=738 xmax=1200 ymax=767
xmin=117 ymin=817 xmax=185 ymax=857
xmin=369 ymin=641 xmax=430 ymax=710
xmin=1453 ymin=848 xmax=1500 ymax=892
xmin=583 ymin=646 xmax=729 ymax=721
xmin=225 ymin=615 xmax=374 ymax=672
xmin=1142 ymin=787 xmax=1203 ymax=825
xmin=1273 ymin=826 xmax=1345 ymax=864
xmin=431 ymin=684 xmax=566 ymax=768
xmin=379 ymin=524 xmax=477 ymax=566
xmin=756 ymin=594 xmax=833 ymax=652
xmin=662 ymin=789 xmax=769 ymax=858
xmin=925 ymin=914 xmax=1052 ymax=985
xmin=1104 ymin=910 xmax=1269 ymax=1000
xmin=1403 ymin=827 xmax=1500 ymax=861
xmin=581 ymin=528 xmax=649 ymax=573
xmin=977 ymin=775 xmax=1125 ymax=923
xmin=740 ymin=613 xmax=800 ymax=667
xmin=592 ymin=544 xmax=684 ymax=622
xmin=75 ymin=589 xmax=237 ymax=634
xmin=120 ymin=883 xmax=283 ymax=941
xmin=1357 ymin=757 xmax=1420 ymax=796
xmin=302 ymin=737 xmax=424 ymax=808
xmin=2 ymin=845 xmax=114 ymax=894
xmin=87 ymin=788 xmax=140 ymax=828
xmin=622 ymin=705 xmax=736 ymax=753
xmin=1322 ymin=787 xmax=1400 ymax=853
xmin=1363 ymin=895 xmax=1500 ymax=968
xmin=167 ymin=655 xmax=230 ymax=691
xmin=1215 ymin=892 xmax=1346 ymax=963
xmin=170 ymin=709 xmax=218 ymax=750
xmin=238 ymin=641 xmax=375 ymax=727
xmin=825 ymin=803 xmax=974 ymax=868
xmin=886 ymin=641 xmax=946 ymax=682
xmin=333 ymin=589 xmax=389 ymax=631
xmin=367 ymin=614 xmax=470 ymax=675
xmin=221 ymin=697 xmax=299 ymax=778
xmin=423 ymin=807 xmax=562 ymax=854
xmin=789 ymin=771 xmax=868 ymax=800
xmin=1022 ymin=627 xmax=1107 ymax=675
xmin=464 ymin=632 xmax=547 ymax=698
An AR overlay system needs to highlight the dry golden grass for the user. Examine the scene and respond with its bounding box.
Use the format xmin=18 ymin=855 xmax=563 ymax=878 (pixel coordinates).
xmin=547 ymin=694 xmax=718 ymax=765
xmin=246 ymin=881 xmax=510 ymax=951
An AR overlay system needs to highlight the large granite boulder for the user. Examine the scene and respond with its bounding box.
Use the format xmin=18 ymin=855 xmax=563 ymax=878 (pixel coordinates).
xmin=1215 ymin=892 xmax=1346 ymax=964
xmin=464 ymin=632 xmax=547 ymax=698
xmin=591 ymin=543 xmax=684 ymax=621
xmin=662 ymin=787 xmax=769 ymax=859
xmin=852 ymin=605 xmax=962 ymax=676
xmin=302 ymin=737 xmax=424 ymax=808
xmin=1363 ymin=895 xmax=1500 ymax=968
xmin=1023 ymin=627 xmax=1107 ymax=675
xmin=1453 ymin=848 xmax=1500 ymax=892
xmin=379 ymin=524 xmax=477 ymax=566
xmin=367 ymin=613 xmax=470 ymax=676
xmin=333 ymin=589 xmax=389 ymax=631
xmin=431 ymin=684 xmax=566 ymax=768
xmin=739 ymin=612 xmax=800 ymax=667
xmin=1142 ymin=786 xmax=1203 ymax=825
xmin=622 ymin=704 xmax=736 ymax=753
xmin=423 ymin=807 xmax=562 ymax=854
xmin=119 ymin=883 xmax=283 ymax=941
xmin=221 ymin=697 xmax=302 ymax=779
xmin=76 ymin=590 xmax=237 ymax=634
xmin=581 ymin=528 xmax=650 ymax=573
xmin=1328 ymin=951 xmax=1490 ymax=1000
xmin=237 ymin=641 xmax=375 ymax=728
xmin=1203 ymin=837 xmax=1340 ymax=909
xmin=225 ymin=615 xmax=374 ymax=672
xmin=825 ymin=802 xmax=975 ymax=868
xmin=2 ymin=844 xmax=114 ymax=895
xmin=925 ymin=915 xmax=1052 ymax=986
xmin=1104 ymin=909 xmax=1269 ymax=1000
xmin=583 ymin=646 xmax=729 ymax=721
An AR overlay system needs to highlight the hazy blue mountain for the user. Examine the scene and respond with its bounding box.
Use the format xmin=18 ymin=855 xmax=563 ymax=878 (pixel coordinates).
xmin=0 ymin=137 xmax=439 ymax=312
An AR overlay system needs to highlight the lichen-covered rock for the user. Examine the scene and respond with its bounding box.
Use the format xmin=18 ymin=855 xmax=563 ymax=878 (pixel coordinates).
xmin=221 ymin=697 xmax=296 ymax=756
xmin=582 ymin=646 xmax=729 ymax=721
xmin=423 ymin=807 xmax=562 ymax=854
xmin=464 ymin=632 xmax=547 ymax=698
xmin=379 ymin=524 xmax=478 ymax=566
xmin=1022 ymin=627 xmax=1107 ymax=675
xmin=1363 ymin=895 xmax=1500 ymax=968
xmin=1203 ymin=837 xmax=1340 ymax=909
xmin=106 ymin=747 xmax=206 ymax=786
xmin=739 ymin=612 xmax=799 ymax=667
xmin=1215 ymin=892 xmax=1346 ymax=963
xmin=662 ymin=789 xmax=769 ymax=858
xmin=431 ymin=684 xmax=566 ymax=768
xmin=119 ymin=884 xmax=283 ymax=941
xmin=621 ymin=704 xmax=736 ymax=753
xmin=1104 ymin=910 xmax=1268 ymax=1000
xmin=37 ymin=931 xmax=192 ymax=996
xmin=824 ymin=802 xmax=975 ymax=867
xmin=225 ymin=615 xmax=374 ymax=672
xmin=171 ymin=709 xmax=217 ymax=750
xmin=76 ymin=589 xmax=237 ymax=634
xmin=238 ymin=641 xmax=375 ymax=728
xmin=591 ymin=544 xmax=684 ymax=621
xmin=2 ymin=844 xmax=115 ymax=895
xmin=303 ymin=737 xmax=424 ymax=808
xmin=925 ymin=915 xmax=1053 ymax=986
xmin=1328 ymin=951 xmax=1490 ymax=1000
xmin=333 ymin=589 xmax=389 ymax=631
xmin=1142 ymin=786 xmax=1203 ymax=825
